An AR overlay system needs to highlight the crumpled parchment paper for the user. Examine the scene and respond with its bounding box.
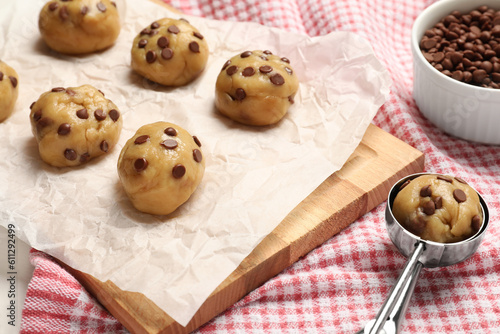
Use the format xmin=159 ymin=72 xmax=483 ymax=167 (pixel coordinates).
xmin=0 ymin=0 xmax=391 ymax=327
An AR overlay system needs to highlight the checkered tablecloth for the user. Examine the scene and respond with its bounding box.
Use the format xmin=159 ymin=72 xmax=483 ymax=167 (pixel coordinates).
xmin=20 ymin=0 xmax=500 ymax=333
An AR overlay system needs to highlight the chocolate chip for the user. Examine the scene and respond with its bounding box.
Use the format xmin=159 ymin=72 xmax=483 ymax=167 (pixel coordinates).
xmin=164 ymin=127 xmax=177 ymax=136
xmin=151 ymin=21 xmax=160 ymax=29
xmin=66 ymin=89 xmax=76 ymax=96
xmin=193 ymin=135 xmax=201 ymax=147
xmin=270 ymin=73 xmax=285 ymax=85
xmin=226 ymin=66 xmax=238 ymax=76
xmin=471 ymin=215 xmax=482 ymax=231
xmin=57 ymin=123 xmax=71 ymax=135
xmin=193 ymin=31 xmax=204 ymax=39
xmin=134 ymin=135 xmax=150 ymax=144
xmin=9 ymin=76 xmax=17 ymax=88
xmin=241 ymin=51 xmax=252 ymax=58
xmin=51 ymin=87 xmax=65 ymax=93
xmin=80 ymin=153 xmax=90 ymax=163
xmin=189 ymin=41 xmax=200 ymax=53
xmin=160 ymin=139 xmax=178 ymax=149
xmin=193 ymin=149 xmax=202 ymax=162
xmin=161 ymin=48 xmax=173 ymax=60
xmin=242 ymin=67 xmax=255 ymax=77
xmin=138 ymin=39 xmax=148 ymax=48
xmin=64 ymin=149 xmax=77 ymax=161
xmin=37 ymin=117 xmax=53 ymax=130
xmin=94 ymin=109 xmax=106 ymax=121
xmin=288 ymin=95 xmax=295 ymax=104
xmin=100 ymin=140 xmax=109 ymax=152
xmin=167 ymin=25 xmax=180 ymax=34
xmin=437 ymin=175 xmax=453 ymax=183
xmin=281 ymin=57 xmax=290 ymax=63
xmin=81 ymin=6 xmax=88 ymax=15
xmin=399 ymin=179 xmax=411 ymax=190
xmin=157 ymin=36 xmax=169 ymax=48
xmin=260 ymin=56 xmax=268 ymax=61
xmin=76 ymin=108 xmax=88 ymax=119
xmin=0 ymin=71 xmax=3 ymax=81
xmin=235 ymin=88 xmax=246 ymax=101
xmin=134 ymin=158 xmax=148 ymax=172
xmin=98 ymin=90 xmax=105 ymax=96
xmin=33 ymin=109 xmax=42 ymax=121
xmin=455 ymin=177 xmax=468 ymax=184
xmin=420 ymin=185 xmax=432 ymax=197
xmin=109 ymin=109 xmax=119 ymax=122
xmin=423 ymin=200 xmax=436 ymax=215
xmin=221 ymin=60 xmax=231 ymax=71
xmin=59 ymin=5 xmax=69 ymax=20
xmin=453 ymin=189 xmax=467 ymax=203
xmin=48 ymin=2 xmax=58 ymax=11
xmin=172 ymin=164 xmax=186 ymax=178
xmin=284 ymin=67 xmax=293 ymax=75
xmin=434 ymin=196 xmax=443 ymax=209
xmin=140 ymin=28 xmax=152 ymax=36
xmin=30 ymin=102 xmax=36 ymax=110
xmin=263 ymin=50 xmax=273 ymax=55
xmin=96 ymin=2 xmax=106 ymax=12
xmin=146 ymin=50 xmax=157 ymax=63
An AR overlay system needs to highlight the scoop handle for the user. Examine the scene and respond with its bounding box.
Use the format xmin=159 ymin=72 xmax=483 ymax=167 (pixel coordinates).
xmin=361 ymin=241 xmax=425 ymax=334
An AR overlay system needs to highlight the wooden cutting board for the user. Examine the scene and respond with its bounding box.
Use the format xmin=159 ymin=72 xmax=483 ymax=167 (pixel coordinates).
xmin=64 ymin=123 xmax=424 ymax=334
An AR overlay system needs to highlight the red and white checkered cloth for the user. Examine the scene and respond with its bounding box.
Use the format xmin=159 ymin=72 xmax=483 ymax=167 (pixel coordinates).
xmin=20 ymin=0 xmax=500 ymax=333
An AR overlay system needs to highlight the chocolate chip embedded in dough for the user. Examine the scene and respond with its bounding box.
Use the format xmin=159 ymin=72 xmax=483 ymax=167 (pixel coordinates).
xmin=288 ymin=95 xmax=295 ymax=104
xmin=241 ymin=51 xmax=252 ymax=58
xmin=57 ymin=123 xmax=71 ymax=135
xmin=235 ymin=88 xmax=246 ymax=101
xmin=172 ymin=164 xmax=186 ymax=178
xmin=109 ymin=109 xmax=120 ymax=122
xmin=30 ymin=102 xmax=36 ymax=110
xmin=64 ymin=148 xmax=77 ymax=161
xmin=151 ymin=21 xmax=160 ymax=29
xmin=437 ymin=175 xmax=453 ymax=183
xmin=285 ymin=67 xmax=293 ymax=75
xmin=270 ymin=73 xmax=285 ymax=85
xmin=471 ymin=215 xmax=481 ymax=231
xmin=33 ymin=110 xmax=42 ymax=121
xmin=146 ymin=50 xmax=157 ymax=63
xmin=455 ymin=177 xmax=468 ymax=184
xmin=157 ymin=36 xmax=169 ymax=48
xmin=80 ymin=152 xmax=90 ymax=163
xmin=76 ymin=108 xmax=88 ymax=119
xmin=81 ymin=6 xmax=88 ymax=15
xmin=59 ymin=6 xmax=69 ymax=20
xmin=134 ymin=135 xmax=150 ymax=144
xmin=226 ymin=66 xmax=238 ymax=76
xmin=399 ymin=179 xmax=411 ymax=190
xmin=100 ymin=140 xmax=109 ymax=152
xmin=161 ymin=48 xmax=173 ymax=60
xmin=193 ymin=135 xmax=201 ymax=147
xmin=160 ymin=139 xmax=178 ymax=149
xmin=260 ymin=56 xmax=268 ymax=61
xmin=138 ymin=39 xmax=148 ymax=48
xmin=167 ymin=25 xmax=180 ymax=34
xmin=164 ymin=127 xmax=177 ymax=136
xmin=423 ymin=200 xmax=436 ymax=215
xmin=141 ymin=28 xmax=152 ymax=36
xmin=37 ymin=117 xmax=53 ymax=130
xmin=420 ymin=185 xmax=432 ymax=197
xmin=66 ymin=89 xmax=76 ymax=96
xmin=51 ymin=87 xmax=66 ymax=93
xmin=94 ymin=109 xmax=106 ymax=121
xmin=193 ymin=31 xmax=204 ymax=40
xmin=9 ymin=76 xmax=17 ymax=88
xmin=48 ymin=2 xmax=58 ymax=11
xmin=434 ymin=196 xmax=443 ymax=209
xmin=0 ymin=71 xmax=3 ymax=81
xmin=281 ymin=57 xmax=290 ymax=63
xmin=134 ymin=158 xmax=148 ymax=172
xmin=193 ymin=149 xmax=202 ymax=162
xmin=263 ymin=50 xmax=273 ymax=55
xmin=453 ymin=189 xmax=467 ymax=203
xmin=189 ymin=41 xmax=200 ymax=53
xmin=221 ymin=60 xmax=231 ymax=71
xmin=96 ymin=2 xmax=106 ymax=12
xmin=242 ymin=67 xmax=255 ymax=77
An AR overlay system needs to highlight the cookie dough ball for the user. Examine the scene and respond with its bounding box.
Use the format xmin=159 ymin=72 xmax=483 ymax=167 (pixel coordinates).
xmin=0 ymin=61 xmax=19 ymax=122
xmin=118 ymin=122 xmax=205 ymax=215
xmin=39 ymin=0 xmax=121 ymax=54
xmin=30 ymin=85 xmax=122 ymax=167
xmin=131 ymin=18 xmax=209 ymax=86
xmin=393 ymin=174 xmax=483 ymax=243
xmin=215 ymin=50 xmax=299 ymax=126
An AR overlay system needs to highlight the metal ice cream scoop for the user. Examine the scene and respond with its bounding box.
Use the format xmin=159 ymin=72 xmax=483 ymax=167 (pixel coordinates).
xmin=356 ymin=173 xmax=490 ymax=334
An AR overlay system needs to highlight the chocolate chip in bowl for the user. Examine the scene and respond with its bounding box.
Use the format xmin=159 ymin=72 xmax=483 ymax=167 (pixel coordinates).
xmin=411 ymin=0 xmax=500 ymax=145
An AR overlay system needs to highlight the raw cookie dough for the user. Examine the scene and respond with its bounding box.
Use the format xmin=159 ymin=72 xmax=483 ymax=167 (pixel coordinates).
xmin=131 ymin=18 xmax=209 ymax=86
xmin=0 ymin=61 xmax=19 ymax=122
xmin=392 ymin=174 xmax=483 ymax=243
xmin=117 ymin=121 xmax=205 ymax=215
xmin=30 ymin=84 xmax=122 ymax=167
xmin=38 ymin=0 xmax=121 ymax=54
xmin=215 ymin=50 xmax=299 ymax=126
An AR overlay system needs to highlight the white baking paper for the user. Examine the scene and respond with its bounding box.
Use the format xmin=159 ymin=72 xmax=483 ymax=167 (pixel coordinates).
xmin=0 ymin=0 xmax=391 ymax=327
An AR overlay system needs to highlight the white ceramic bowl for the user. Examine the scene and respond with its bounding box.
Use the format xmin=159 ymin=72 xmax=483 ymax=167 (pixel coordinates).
xmin=412 ymin=0 xmax=500 ymax=145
